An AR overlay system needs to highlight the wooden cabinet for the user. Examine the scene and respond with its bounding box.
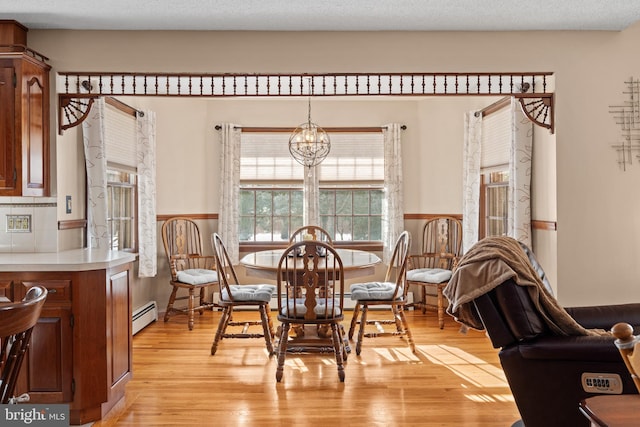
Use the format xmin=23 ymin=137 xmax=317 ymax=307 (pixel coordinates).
xmin=0 ymin=20 xmax=50 ymax=196
xmin=1 ymin=261 xmax=133 ymax=425
xmin=17 ymin=279 xmax=73 ymax=403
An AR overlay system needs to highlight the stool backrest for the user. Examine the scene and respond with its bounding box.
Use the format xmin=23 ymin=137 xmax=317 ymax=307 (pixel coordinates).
xmin=0 ymin=285 xmax=47 ymax=403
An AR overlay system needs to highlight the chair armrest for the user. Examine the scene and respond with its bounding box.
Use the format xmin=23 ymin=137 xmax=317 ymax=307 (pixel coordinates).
xmin=518 ymin=335 xmax=624 ymax=362
xmin=408 ymin=254 xmax=430 ymax=270
xmin=451 ymin=256 xmax=460 ymax=270
xmin=187 ymin=254 xmax=216 ymax=266
xmin=564 ymin=303 xmax=640 ymax=332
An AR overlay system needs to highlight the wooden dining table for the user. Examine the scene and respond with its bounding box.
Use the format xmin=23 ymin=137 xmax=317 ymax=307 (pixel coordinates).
xmin=240 ymin=248 xmax=381 ymax=281
xmin=240 ymin=247 xmax=382 ymax=352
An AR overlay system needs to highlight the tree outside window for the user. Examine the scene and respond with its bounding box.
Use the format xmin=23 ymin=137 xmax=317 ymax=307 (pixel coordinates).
xmin=107 ymin=168 xmax=137 ymax=251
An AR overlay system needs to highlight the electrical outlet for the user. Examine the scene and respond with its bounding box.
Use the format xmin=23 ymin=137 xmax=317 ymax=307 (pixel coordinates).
xmin=6 ymin=214 xmax=31 ymax=233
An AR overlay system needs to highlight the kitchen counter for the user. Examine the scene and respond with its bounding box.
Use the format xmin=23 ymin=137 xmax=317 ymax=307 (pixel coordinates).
xmin=0 ymin=248 xmax=136 ymax=425
xmin=0 ymin=249 xmax=136 ymax=271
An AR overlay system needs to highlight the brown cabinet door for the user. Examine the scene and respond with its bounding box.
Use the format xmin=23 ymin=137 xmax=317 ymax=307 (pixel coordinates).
xmin=108 ymin=269 xmax=132 ymax=391
xmin=0 ymin=54 xmax=49 ymax=196
xmin=0 ymin=61 xmax=16 ymax=191
xmin=24 ymin=305 xmax=74 ymax=402
xmin=15 ymin=280 xmax=74 ymax=403
xmin=21 ymin=60 xmax=49 ymax=196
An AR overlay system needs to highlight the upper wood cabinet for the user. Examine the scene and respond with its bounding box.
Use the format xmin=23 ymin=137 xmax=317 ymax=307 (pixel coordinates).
xmin=0 ymin=20 xmax=50 ymax=197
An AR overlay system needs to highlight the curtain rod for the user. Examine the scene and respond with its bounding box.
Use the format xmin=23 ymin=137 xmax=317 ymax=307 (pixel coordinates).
xmin=214 ymin=125 xmax=406 ymax=132
xmin=82 ymin=80 xmax=144 ymax=117
xmin=104 ymin=96 xmax=144 ymax=117
xmin=474 ymin=96 xmax=510 ymax=118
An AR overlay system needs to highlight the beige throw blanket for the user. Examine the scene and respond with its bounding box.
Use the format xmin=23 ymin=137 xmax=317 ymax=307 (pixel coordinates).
xmin=443 ymin=236 xmax=605 ymax=336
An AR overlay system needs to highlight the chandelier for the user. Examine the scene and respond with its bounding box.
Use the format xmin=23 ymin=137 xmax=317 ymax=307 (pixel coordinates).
xmin=289 ymin=95 xmax=331 ymax=168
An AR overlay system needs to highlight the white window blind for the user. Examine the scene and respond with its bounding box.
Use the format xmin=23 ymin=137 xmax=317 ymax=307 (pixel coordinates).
xmin=481 ymin=107 xmax=511 ymax=172
xmin=105 ymin=103 xmax=137 ymax=168
xmin=240 ymin=132 xmax=384 ymax=182
xmin=240 ymin=133 xmax=303 ymax=181
xmin=319 ymin=133 xmax=384 ymax=182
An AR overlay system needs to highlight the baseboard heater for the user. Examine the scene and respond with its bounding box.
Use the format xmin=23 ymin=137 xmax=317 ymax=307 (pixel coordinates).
xmin=213 ymin=293 xmax=413 ymax=311
xmin=132 ymin=300 xmax=158 ymax=335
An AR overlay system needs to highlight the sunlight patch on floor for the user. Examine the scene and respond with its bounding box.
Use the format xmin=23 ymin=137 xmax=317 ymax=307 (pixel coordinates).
xmin=464 ymin=393 xmax=515 ymax=403
xmin=284 ymin=357 xmax=310 ymax=373
xmin=373 ymin=346 xmax=422 ymax=362
xmin=321 ymin=357 xmax=337 ymax=366
xmin=416 ymin=344 xmax=509 ymax=388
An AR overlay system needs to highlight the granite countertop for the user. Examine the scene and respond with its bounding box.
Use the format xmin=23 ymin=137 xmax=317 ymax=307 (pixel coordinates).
xmin=0 ymin=249 xmax=136 ymax=272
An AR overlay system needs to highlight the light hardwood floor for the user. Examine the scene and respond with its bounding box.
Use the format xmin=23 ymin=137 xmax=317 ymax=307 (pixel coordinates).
xmin=94 ymin=308 xmax=521 ymax=426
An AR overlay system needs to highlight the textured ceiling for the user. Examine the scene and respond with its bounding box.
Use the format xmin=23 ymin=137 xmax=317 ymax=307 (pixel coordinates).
xmin=1 ymin=0 xmax=640 ymax=31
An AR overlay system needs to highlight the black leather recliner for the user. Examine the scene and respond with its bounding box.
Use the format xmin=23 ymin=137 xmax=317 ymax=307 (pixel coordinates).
xmin=469 ymin=244 xmax=640 ymax=427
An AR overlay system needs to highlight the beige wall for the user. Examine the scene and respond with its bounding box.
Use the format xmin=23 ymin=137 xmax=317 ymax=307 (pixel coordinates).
xmin=28 ymin=24 xmax=640 ymax=308
xmin=531 ymin=119 xmax=558 ymax=295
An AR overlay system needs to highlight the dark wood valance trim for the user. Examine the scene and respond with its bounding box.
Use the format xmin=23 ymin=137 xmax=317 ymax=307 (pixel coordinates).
xmin=57 ymin=71 xmax=554 ymax=134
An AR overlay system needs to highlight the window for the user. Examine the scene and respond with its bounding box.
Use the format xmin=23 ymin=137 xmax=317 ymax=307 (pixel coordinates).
xmin=319 ymin=188 xmax=383 ymax=241
xmin=479 ymin=106 xmax=511 ymax=239
xmin=107 ymin=168 xmax=137 ymax=251
xmin=480 ymin=171 xmax=509 ymax=237
xmin=239 ymin=187 xmax=304 ymax=242
xmin=239 ymin=131 xmax=384 ymax=243
xmin=104 ymin=100 xmax=138 ymax=251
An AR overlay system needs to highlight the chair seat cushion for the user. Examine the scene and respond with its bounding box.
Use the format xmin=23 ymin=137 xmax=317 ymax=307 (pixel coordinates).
xmin=350 ymin=282 xmax=402 ymax=301
xmin=407 ymin=268 xmax=452 ymax=284
xmin=280 ymin=298 xmax=342 ymax=318
xmin=222 ymin=284 xmax=276 ymax=302
xmin=177 ymin=268 xmax=218 ymax=285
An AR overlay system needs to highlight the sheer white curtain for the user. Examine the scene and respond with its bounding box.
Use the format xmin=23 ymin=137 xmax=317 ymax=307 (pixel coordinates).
xmin=462 ymin=111 xmax=482 ymax=253
xmin=382 ymin=123 xmax=404 ymax=263
xmin=136 ymin=110 xmax=157 ymax=277
xmin=218 ymin=123 xmax=242 ymax=264
xmin=82 ymin=98 xmax=110 ymax=249
xmin=508 ymin=98 xmax=533 ymax=247
xmin=462 ymin=99 xmax=532 ymax=250
xmin=303 ymin=167 xmax=320 ymax=226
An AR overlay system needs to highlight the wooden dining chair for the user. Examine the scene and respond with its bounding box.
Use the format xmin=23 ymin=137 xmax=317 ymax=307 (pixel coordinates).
xmin=210 ymin=233 xmax=276 ymax=356
xmin=0 ymin=285 xmax=47 ymax=404
xmin=161 ymin=217 xmax=218 ymax=330
xmin=275 ymin=240 xmax=346 ymax=382
xmin=406 ymin=216 xmax=462 ymax=329
xmin=348 ymin=231 xmax=414 ymax=355
xmin=289 ymin=225 xmax=333 ymax=245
